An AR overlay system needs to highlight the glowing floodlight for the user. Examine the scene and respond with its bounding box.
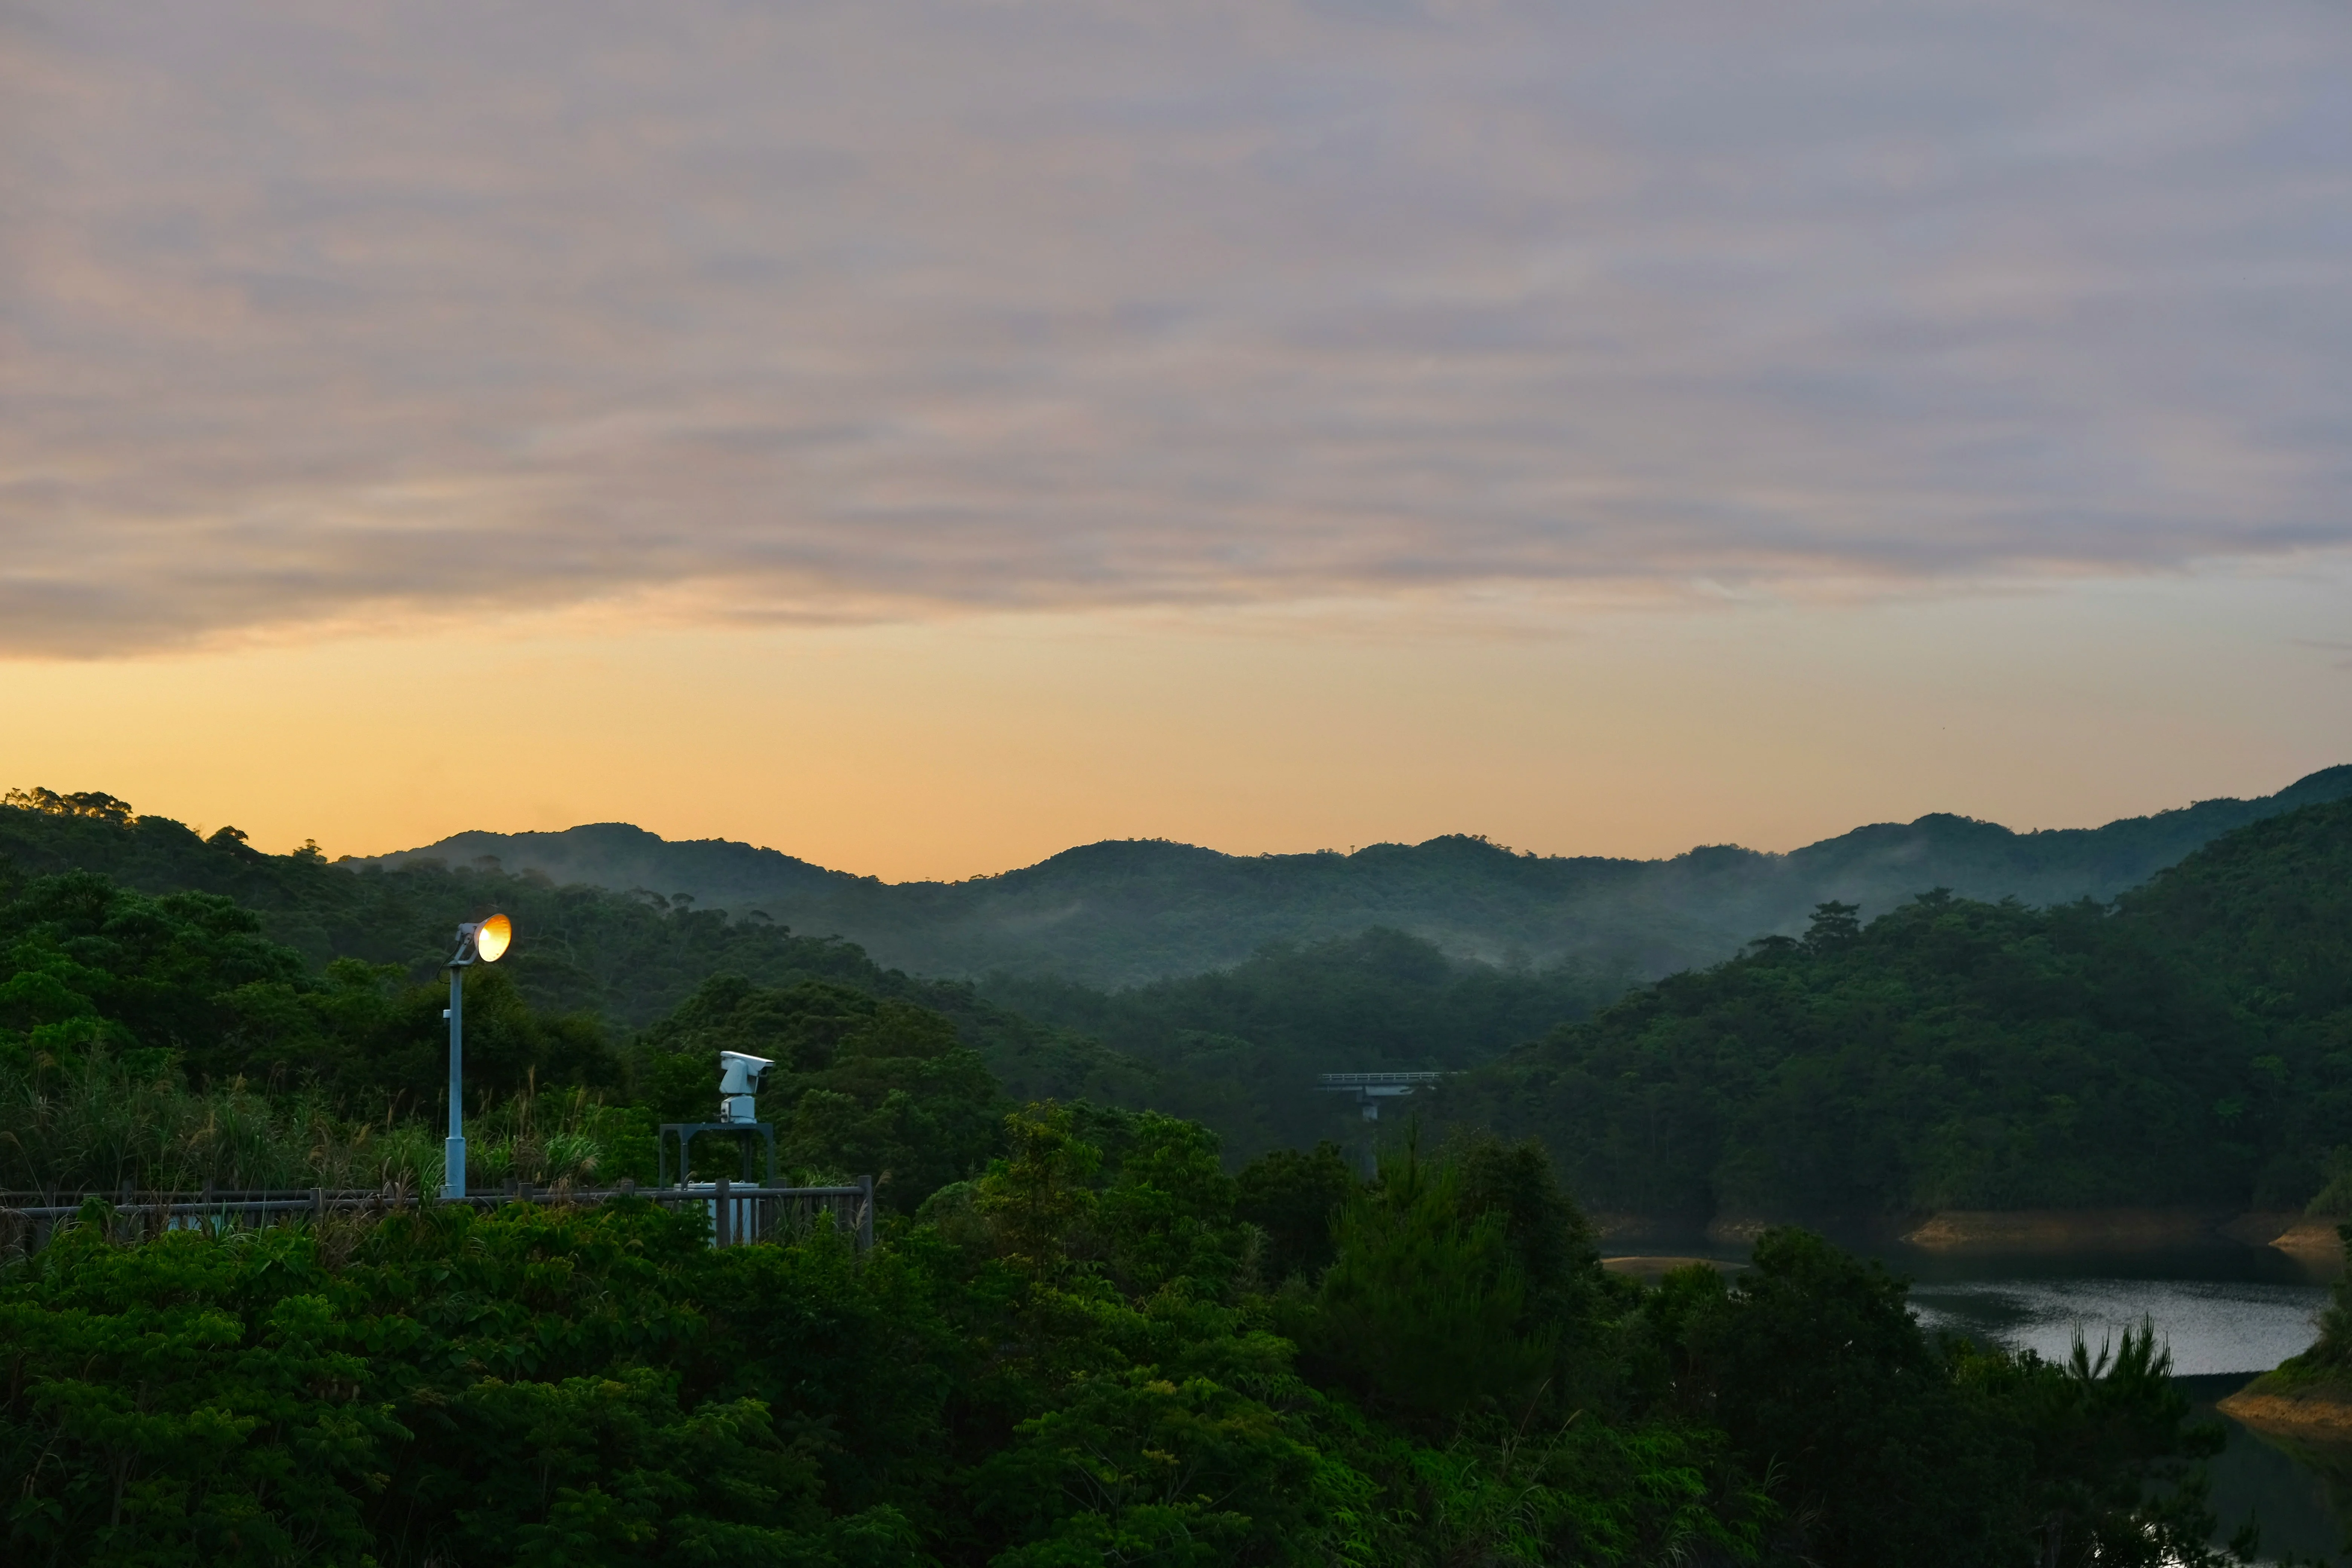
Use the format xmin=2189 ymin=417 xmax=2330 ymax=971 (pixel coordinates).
xmin=472 ymin=913 xmax=512 ymax=963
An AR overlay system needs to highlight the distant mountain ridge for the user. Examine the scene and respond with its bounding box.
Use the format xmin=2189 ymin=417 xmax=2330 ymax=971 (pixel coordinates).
xmin=363 ymin=767 xmax=2352 ymax=987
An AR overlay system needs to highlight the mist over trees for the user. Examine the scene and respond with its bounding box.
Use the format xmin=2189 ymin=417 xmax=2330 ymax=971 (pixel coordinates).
xmin=981 ymin=927 xmax=1632 ymax=1161
xmin=16 ymin=779 xmax=2352 ymax=1222
xmin=1432 ymin=798 xmax=2352 ymax=1227
xmin=361 ymin=765 xmax=2352 ymax=985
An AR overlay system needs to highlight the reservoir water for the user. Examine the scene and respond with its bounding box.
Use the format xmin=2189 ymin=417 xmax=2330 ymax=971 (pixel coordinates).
xmin=1900 ymin=1249 xmax=2329 ymax=1379
xmin=1899 ymin=1248 xmax=2345 ymax=1564
xmin=1612 ymin=1240 xmax=2352 ymax=1563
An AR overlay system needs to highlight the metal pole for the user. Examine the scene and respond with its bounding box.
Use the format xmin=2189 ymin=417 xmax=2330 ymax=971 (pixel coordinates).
xmin=444 ymin=964 xmax=466 ymax=1199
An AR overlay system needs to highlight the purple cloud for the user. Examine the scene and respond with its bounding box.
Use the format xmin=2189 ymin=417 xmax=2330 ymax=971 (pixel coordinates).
xmin=2 ymin=0 xmax=2347 ymax=654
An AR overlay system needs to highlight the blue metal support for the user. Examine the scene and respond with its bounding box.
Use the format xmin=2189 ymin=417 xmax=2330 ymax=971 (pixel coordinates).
xmin=445 ymin=964 xmax=466 ymax=1198
xmin=658 ymin=1122 xmax=778 ymax=1188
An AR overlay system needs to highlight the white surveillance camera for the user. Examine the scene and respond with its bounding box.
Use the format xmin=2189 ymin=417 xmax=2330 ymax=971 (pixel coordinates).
xmin=717 ymin=1051 xmax=775 ymax=1124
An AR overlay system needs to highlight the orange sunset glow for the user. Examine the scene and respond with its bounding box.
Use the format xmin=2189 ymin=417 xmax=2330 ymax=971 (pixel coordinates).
xmin=4 ymin=0 xmax=2347 ymax=877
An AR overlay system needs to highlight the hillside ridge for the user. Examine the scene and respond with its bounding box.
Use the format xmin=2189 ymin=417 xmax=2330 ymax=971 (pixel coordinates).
xmin=1425 ymin=793 xmax=2352 ymax=1228
xmin=360 ymin=766 xmax=2352 ymax=986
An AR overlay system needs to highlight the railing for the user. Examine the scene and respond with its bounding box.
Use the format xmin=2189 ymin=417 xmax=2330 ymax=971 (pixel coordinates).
xmin=0 ymin=1177 xmax=875 ymax=1256
xmin=691 ymin=1178 xmax=874 ymax=1250
xmin=1316 ymin=1072 xmax=1447 ymax=1087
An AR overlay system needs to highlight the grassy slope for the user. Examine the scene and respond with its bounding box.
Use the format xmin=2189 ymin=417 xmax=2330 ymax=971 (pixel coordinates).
xmin=2222 ymin=1230 xmax=2352 ymax=1433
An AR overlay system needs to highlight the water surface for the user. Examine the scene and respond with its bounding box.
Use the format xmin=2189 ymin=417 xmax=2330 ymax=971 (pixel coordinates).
xmin=1907 ymin=1274 xmax=2327 ymax=1377
xmin=1896 ymin=1244 xmax=2343 ymax=1565
xmin=1610 ymin=1238 xmax=2350 ymax=1561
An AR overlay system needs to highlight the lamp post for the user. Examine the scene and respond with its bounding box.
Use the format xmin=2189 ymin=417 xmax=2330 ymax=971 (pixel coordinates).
xmin=443 ymin=912 xmax=511 ymax=1199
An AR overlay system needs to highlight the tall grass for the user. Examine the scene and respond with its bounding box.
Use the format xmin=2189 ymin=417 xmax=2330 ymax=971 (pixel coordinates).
xmin=0 ymin=1051 xmax=627 ymax=1197
xmin=465 ymin=1076 xmax=637 ymax=1190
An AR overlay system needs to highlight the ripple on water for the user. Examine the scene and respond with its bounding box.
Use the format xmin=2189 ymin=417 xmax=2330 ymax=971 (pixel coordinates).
xmin=1908 ymin=1277 xmax=2330 ymax=1377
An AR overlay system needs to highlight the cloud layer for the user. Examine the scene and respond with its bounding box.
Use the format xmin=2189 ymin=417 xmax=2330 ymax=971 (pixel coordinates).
xmin=4 ymin=0 xmax=2348 ymax=654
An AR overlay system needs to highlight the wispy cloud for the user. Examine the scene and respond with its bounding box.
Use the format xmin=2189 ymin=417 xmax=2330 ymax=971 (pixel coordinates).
xmin=3 ymin=0 xmax=2347 ymax=655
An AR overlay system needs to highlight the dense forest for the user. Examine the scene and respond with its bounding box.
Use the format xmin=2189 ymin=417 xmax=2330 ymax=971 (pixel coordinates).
xmin=0 ymin=789 xmax=1598 ymax=1166
xmin=1432 ymin=798 xmax=2352 ymax=1228
xmin=982 ymin=928 xmax=1632 ymax=1159
xmin=0 ymin=870 xmax=975 ymax=1204
xmin=19 ymin=782 xmax=2352 ymax=1224
xmin=0 ymin=815 xmax=2267 ymax=1563
xmin=369 ymin=766 xmax=2352 ymax=983
xmin=0 ymin=788 xmax=1161 ymax=1127
xmin=0 ymin=1132 xmax=2256 ymax=1567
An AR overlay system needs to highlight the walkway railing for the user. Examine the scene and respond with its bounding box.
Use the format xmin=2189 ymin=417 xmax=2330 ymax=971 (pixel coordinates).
xmin=0 ymin=1176 xmax=874 ymax=1256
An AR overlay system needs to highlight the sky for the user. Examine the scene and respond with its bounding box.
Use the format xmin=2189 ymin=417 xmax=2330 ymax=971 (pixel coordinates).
xmin=3 ymin=0 xmax=2348 ymax=880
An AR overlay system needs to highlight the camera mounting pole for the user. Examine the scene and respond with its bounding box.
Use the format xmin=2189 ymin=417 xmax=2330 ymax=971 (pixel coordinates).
xmin=441 ymin=913 xmax=512 ymax=1200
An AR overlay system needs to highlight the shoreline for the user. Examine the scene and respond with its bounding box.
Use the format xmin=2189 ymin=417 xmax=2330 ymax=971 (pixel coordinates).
xmin=1600 ymin=1254 xmax=1743 ymax=1283
xmin=1902 ymin=1208 xmax=2243 ymax=1251
xmin=2217 ymin=1377 xmax=2352 ymax=1440
xmin=1596 ymin=1207 xmax=2343 ymax=1259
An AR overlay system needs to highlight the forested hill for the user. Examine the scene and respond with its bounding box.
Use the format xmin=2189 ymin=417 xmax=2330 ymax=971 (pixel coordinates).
xmin=1428 ymin=795 xmax=2352 ymax=1229
xmin=368 ymin=766 xmax=2352 ymax=985
xmin=0 ymin=801 xmax=2266 ymax=1565
xmin=0 ymin=789 xmax=1620 ymax=1164
xmin=0 ymin=790 xmax=1156 ymax=1112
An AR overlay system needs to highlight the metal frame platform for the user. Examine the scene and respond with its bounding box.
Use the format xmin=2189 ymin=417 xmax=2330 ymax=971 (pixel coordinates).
xmin=658 ymin=1121 xmax=777 ymax=1187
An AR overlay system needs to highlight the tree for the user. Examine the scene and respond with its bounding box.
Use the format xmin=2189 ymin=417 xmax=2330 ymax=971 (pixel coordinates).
xmin=1803 ymin=899 xmax=1860 ymax=950
xmin=1680 ymin=1228 xmax=2014 ymax=1566
xmin=1233 ymin=1141 xmax=1357 ymax=1284
xmin=1311 ymin=1142 xmax=1555 ymax=1424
